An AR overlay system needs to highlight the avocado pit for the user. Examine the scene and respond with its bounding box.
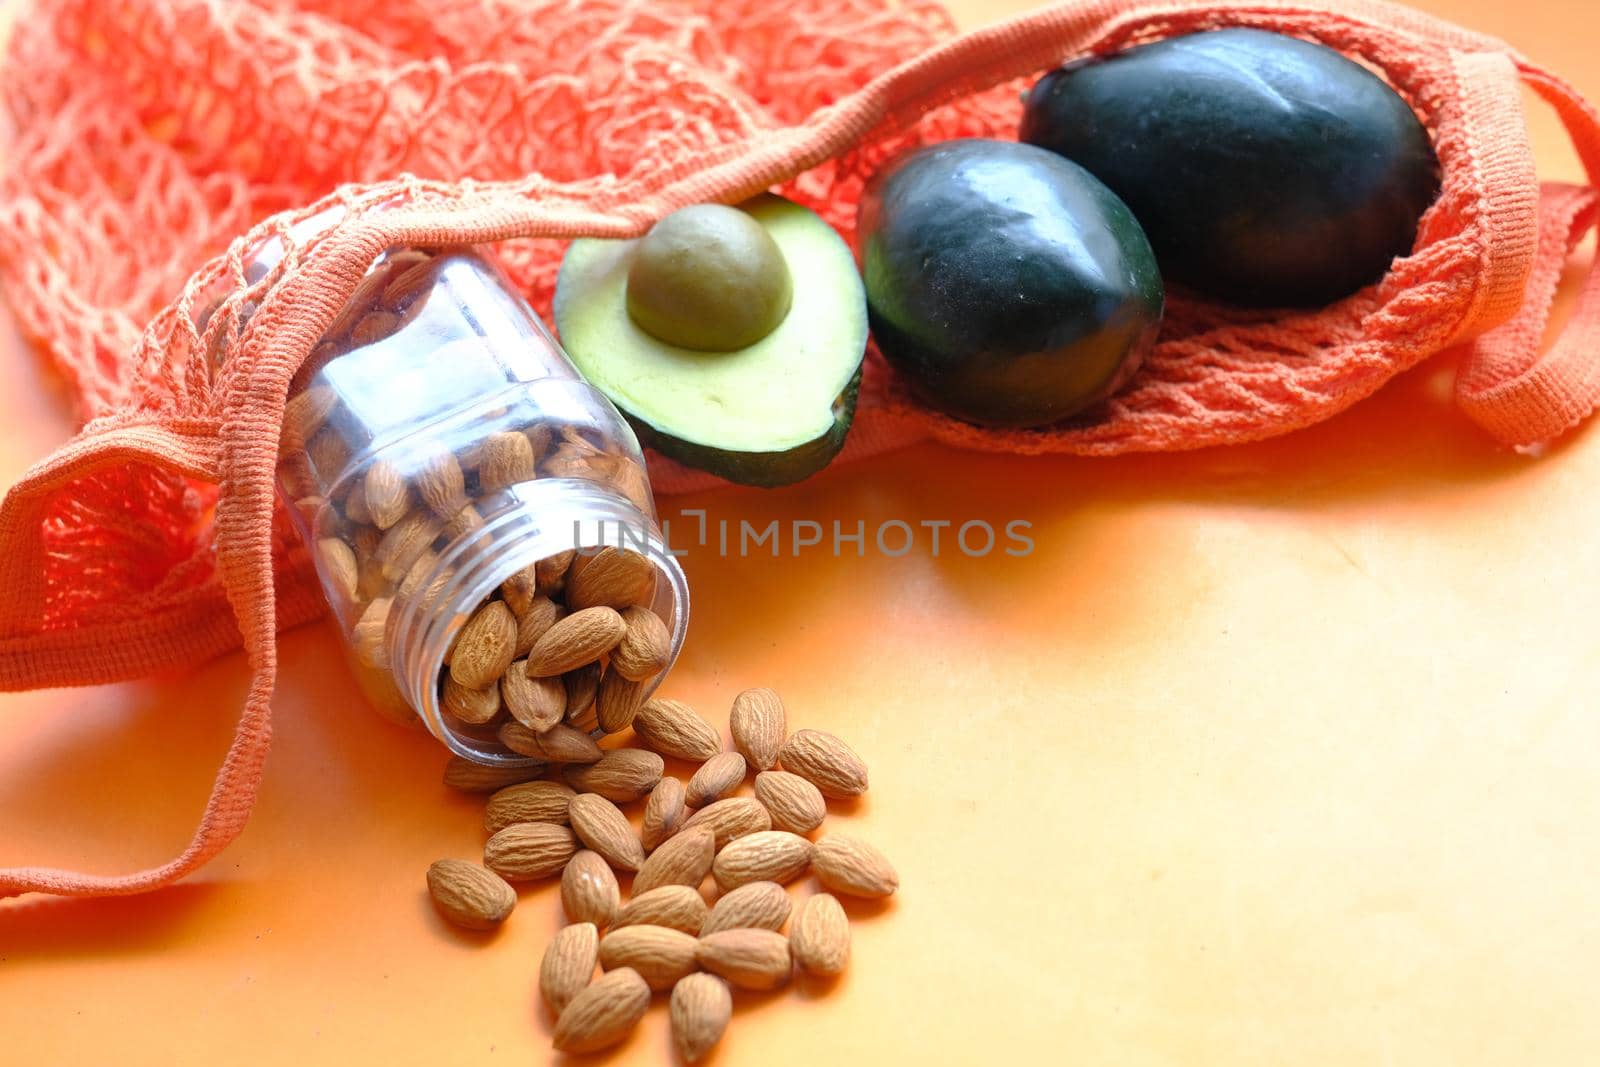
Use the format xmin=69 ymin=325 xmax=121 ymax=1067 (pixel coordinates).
xmin=625 ymin=203 xmax=794 ymax=352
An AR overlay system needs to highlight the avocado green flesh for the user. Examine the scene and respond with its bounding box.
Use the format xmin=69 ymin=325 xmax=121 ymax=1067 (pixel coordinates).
xmin=554 ymin=195 xmax=867 ymax=487
xmin=633 ymin=363 xmax=861 ymax=489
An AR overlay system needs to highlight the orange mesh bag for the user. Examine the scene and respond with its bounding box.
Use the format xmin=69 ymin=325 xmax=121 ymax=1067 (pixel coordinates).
xmin=2 ymin=0 xmax=1599 ymax=899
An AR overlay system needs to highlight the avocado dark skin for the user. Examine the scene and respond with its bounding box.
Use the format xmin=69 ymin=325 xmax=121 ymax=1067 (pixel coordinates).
xmin=858 ymin=139 xmax=1164 ymax=428
xmin=1020 ymin=28 xmax=1441 ymax=307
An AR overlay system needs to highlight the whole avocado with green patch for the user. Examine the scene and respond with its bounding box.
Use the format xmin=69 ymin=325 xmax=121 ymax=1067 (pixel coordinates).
xmin=1020 ymin=28 xmax=1440 ymax=307
xmin=554 ymin=195 xmax=867 ymax=488
xmin=858 ymin=138 xmax=1163 ymax=428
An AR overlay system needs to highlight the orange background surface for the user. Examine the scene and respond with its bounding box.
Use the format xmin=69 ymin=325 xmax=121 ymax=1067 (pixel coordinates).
xmin=5 ymin=1 xmax=1600 ymax=1064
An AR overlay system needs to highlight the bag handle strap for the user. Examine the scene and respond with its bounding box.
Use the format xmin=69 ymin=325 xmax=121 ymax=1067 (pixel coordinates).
xmin=0 ymin=421 xmax=253 ymax=897
xmin=1456 ymin=64 xmax=1600 ymax=446
xmin=0 ymin=225 xmax=388 ymax=898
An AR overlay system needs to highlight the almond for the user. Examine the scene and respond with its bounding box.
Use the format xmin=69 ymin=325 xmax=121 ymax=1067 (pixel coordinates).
xmin=499 ymin=564 xmax=539 ymax=618
xmin=680 ymin=797 xmax=771 ymax=850
xmin=552 ymin=965 xmax=650 ymax=1053
xmin=478 ymin=430 xmax=537 ymax=491
xmin=442 ymin=754 xmax=544 ymax=793
xmin=540 ymin=921 xmax=601 ymax=1014
xmin=730 ymin=687 xmax=786 ymax=771
xmin=360 ymin=252 xmax=414 ymax=309
xmin=565 ymin=748 xmax=664 ymax=802
xmin=333 ymin=269 xmax=389 ymax=325
xmin=513 ymin=596 xmax=564 ymax=657
xmin=686 ymin=752 xmax=747 ymax=808
xmin=712 ymin=830 xmax=814 ymax=891
xmin=752 ymin=770 xmax=827 ymax=835
xmin=281 ymin=384 xmax=336 ymax=455
xmin=280 ymin=456 xmax=317 ymax=502
xmin=484 ymin=779 xmax=574 ymax=833
xmin=364 ymin=459 xmax=412 ymax=530
xmin=634 ymin=698 xmax=722 ymax=762
xmin=442 ymin=505 xmax=483 ymax=541
xmin=380 ymin=253 xmax=437 ymax=310
xmin=632 ymin=825 xmax=715 ymax=895
xmin=342 ymin=485 xmax=373 ymax=525
xmin=483 ymin=822 xmax=576 ymax=881
xmin=317 ymin=537 xmax=359 ymax=603
xmin=544 ymin=444 xmax=606 ymax=480
xmin=561 ymin=851 xmax=620 ymax=929
xmin=414 ymin=449 xmax=467 ymax=518
xmin=501 ymin=660 xmax=566 ymax=731
xmin=497 ymin=720 xmax=545 ymax=758
xmin=350 ymin=308 xmax=400 ymax=345
xmin=350 ymin=518 xmax=380 ymax=559
xmin=417 ymin=566 xmax=458 ymax=617
xmin=421 ymin=569 xmax=471 ymax=622
xmin=396 ymin=549 xmax=443 ymax=602
xmin=524 ymin=422 xmax=556 ymax=463
xmin=413 ymin=565 xmax=459 ymax=624
xmin=498 ymin=721 xmax=604 ymax=763
xmin=307 ymin=425 xmax=350 ymax=481
xmin=566 ymin=546 xmax=655 ymax=610
xmin=564 ymin=661 xmax=601 ymax=730
xmin=533 ymin=723 xmax=604 ymax=763
xmin=442 ymin=676 xmax=501 ymax=725
xmin=700 ymin=880 xmax=792 ymax=936
xmin=615 ymin=885 xmax=708 ymax=935
xmin=375 ymin=510 xmax=441 ymax=581
xmin=559 ymin=423 xmax=602 ymax=453
xmin=811 ymin=835 xmax=898 ymax=898
xmin=696 ymin=929 xmax=792 ymax=990
xmin=551 ymin=441 xmax=598 ymax=472
xmin=536 ymin=548 xmax=576 ymax=595
xmin=595 ymin=669 xmax=646 ymax=733
xmin=777 ymin=728 xmax=869 ymax=798
xmin=352 ymin=596 xmax=391 ymax=669
xmin=525 ymin=606 xmax=626 ymax=676
xmin=425 ymin=859 xmax=515 ymax=930
xmin=791 ymin=892 xmax=850 ymax=976
xmin=597 ymin=924 xmax=699 ymax=991
xmin=448 ymin=600 xmax=517 ymax=689
xmin=350 ymin=519 xmax=380 ymax=560
xmin=568 ymin=793 xmax=646 ymax=872
xmin=354 ymin=531 xmax=385 ymax=599
xmin=670 ymin=973 xmax=731 ymax=1064
xmin=640 ymin=776 xmax=687 ymax=851
xmin=611 ymin=606 xmax=671 ymax=680
xmin=608 ymin=457 xmax=653 ymax=517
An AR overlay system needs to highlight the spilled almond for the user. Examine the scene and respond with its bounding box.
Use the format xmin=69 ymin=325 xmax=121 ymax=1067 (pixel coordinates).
xmin=551 ymin=965 xmax=649 ymax=1053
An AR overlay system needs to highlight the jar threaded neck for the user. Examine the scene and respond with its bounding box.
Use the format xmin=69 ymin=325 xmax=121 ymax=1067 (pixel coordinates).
xmin=388 ymin=478 xmax=688 ymax=764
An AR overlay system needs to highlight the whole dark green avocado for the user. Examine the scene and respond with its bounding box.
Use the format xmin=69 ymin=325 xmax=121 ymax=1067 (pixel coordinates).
xmin=1020 ymin=28 xmax=1440 ymax=307
xmin=858 ymin=139 xmax=1164 ymax=428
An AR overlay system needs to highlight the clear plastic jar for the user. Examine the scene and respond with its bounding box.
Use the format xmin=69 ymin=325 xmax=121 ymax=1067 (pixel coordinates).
xmin=271 ymin=245 xmax=689 ymax=765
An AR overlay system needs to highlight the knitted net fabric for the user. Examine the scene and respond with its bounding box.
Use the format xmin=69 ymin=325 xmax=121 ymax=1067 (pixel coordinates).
xmin=1 ymin=0 xmax=1597 ymax=896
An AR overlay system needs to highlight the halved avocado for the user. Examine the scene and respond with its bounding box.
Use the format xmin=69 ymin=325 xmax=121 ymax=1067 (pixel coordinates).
xmin=553 ymin=194 xmax=867 ymax=488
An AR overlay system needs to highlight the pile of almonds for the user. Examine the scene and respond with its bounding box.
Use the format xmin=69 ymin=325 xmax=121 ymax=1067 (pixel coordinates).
xmin=426 ymin=687 xmax=898 ymax=1059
